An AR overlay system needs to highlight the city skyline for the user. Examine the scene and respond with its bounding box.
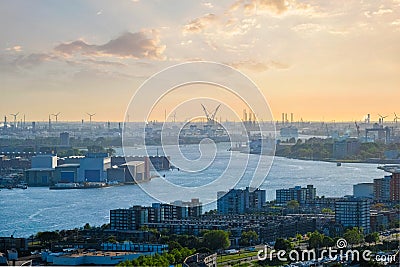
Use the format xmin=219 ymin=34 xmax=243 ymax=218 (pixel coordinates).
xmin=1 ymin=0 xmax=399 ymax=122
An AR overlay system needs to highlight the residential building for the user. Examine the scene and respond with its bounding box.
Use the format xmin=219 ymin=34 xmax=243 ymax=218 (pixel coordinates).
xmin=353 ymin=183 xmax=374 ymax=199
xmin=332 ymin=139 xmax=360 ymax=159
xmin=374 ymin=165 xmax=400 ymax=202
xmin=335 ymin=198 xmax=371 ymax=233
xmin=59 ymin=132 xmax=70 ymax=147
xmin=373 ymin=176 xmax=391 ymax=202
xmin=276 ymin=185 xmax=316 ymax=205
xmin=110 ymin=201 xmax=202 ymax=231
xmin=217 ymin=187 xmax=266 ymax=215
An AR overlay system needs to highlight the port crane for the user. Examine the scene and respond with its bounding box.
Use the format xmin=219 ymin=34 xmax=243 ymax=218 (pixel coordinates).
xmin=201 ymin=104 xmax=221 ymax=125
xmin=354 ymin=121 xmax=361 ymax=137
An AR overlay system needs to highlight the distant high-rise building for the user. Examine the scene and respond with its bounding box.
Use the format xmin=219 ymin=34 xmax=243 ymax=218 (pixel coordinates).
xmin=335 ymin=198 xmax=371 ymax=233
xmin=376 ymin=165 xmax=400 ymax=202
xmin=60 ymin=132 xmax=70 ymax=147
xmin=353 ymin=183 xmax=374 ymax=199
xmin=276 ymin=185 xmax=316 ymax=205
xmin=332 ymin=139 xmax=360 ymax=159
xmin=217 ymin=187 xmax=266 ymax=215
xmin=110 ymin=201 xmax=202 ymax=231
xmin=373 ymin=176 xmax=391 ymax=202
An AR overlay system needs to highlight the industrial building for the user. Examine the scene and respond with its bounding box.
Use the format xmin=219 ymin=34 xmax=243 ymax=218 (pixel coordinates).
xmin=25 ymin=155 xmax=57 ymax=186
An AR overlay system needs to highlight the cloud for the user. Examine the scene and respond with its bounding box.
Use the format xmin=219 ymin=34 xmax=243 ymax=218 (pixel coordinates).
xmin=291 ymin=23 xmax=325 ymax=33
xmin=229 ymin=0 xmax=289 ymax=15
xmin=81 ymin=59 xmax=127 ymax=67
xmin=5 ymin=46 xmax=22 ymax=52
xmin=55 ymin=30 xmax=166 ymax=60
xmin=372 ymin=8 xmax=393 ymax=15
xmin=14 ymin=53 xmax=55 ymax=68
xmin=183 ymin=13 xmax=217 ymax=34
xmin=202 ymin=2 xmax=214 ymax=8
xmin=229 ymin=60 xmax=290 ymax=72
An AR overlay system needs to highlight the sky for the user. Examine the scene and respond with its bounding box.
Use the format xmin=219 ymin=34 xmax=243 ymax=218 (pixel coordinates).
xmin=0 ymin=0 xmax=399 ymax=123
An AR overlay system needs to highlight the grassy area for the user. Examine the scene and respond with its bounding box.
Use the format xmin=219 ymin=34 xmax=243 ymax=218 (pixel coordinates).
xmin=217 ymin=251 xmax=259 ymax=264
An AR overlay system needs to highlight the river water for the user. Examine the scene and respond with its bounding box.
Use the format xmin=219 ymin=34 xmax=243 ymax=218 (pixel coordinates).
xmin=1 ymin=144 xmax=385 ymax=237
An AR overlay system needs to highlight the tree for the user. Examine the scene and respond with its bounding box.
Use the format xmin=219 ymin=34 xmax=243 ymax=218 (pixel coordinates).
xmin=83 ymin=223 xmax=91 ymax=230
xmin=296 ymin=234 xmax=303 ymax=245
xmin=365 ymin=232 xmax=379 ymax=244
xmin=274 ymin=238 xmax=293 ymax=251
xmin=240 ymin=230 xmax=258 ymax=246
xmin=321 ymin=208 xmax=333 ymax=214
xmin=308 ymin=231 xmax=324 ymax=249
xmin=107 ymin=235 xmax=117 ymax=243
xmin=287 ymin=200 xmax=300 ymax=210
xmin=36 ymin=231 xmax=60 ymax=245
xmin=322 ymin=236 xmax=334 ymax=248
xmin=202 ymin=230 xmax=230 ymax=251
xmin=343 ymin=227 xmax=364 ymax=245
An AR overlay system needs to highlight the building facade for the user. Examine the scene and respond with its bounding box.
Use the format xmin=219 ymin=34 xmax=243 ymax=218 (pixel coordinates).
xmin=217 ymin=187 xmax=266 ymax=215
xmin=276 ymin=185 xmax=316 ymax=205
xmin=353 ymin=183 xmax=374 ymax=199
xmin=335 ymin=198 xmax=371 ymax=233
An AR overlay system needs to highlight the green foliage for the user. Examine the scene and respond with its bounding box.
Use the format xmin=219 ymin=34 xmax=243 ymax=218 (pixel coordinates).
xmin=36 ymin=231 xmax=60 ymax=245
xmin=308 ymin=231 xmax=324 ymax=249
xmin=321 ymin=208 xmax=334 ymax=214
xmin=117 ymin=247 xmax=195 ymax=266
xmin=322 ymin=236 xmax=334 ymax=248
xmin=364 ymin=232 xmax=379 ymax=244
xmin=240 ymin=230 xmax=258 ymax=246
xmin=202 ymin=230 xmax=230 ymax=251
xmin=286 ymin=200 xmax=300 ymax=210
xmin=274 ymin=238 xmax=293 ymax=251
xmin=343 ymin=227 xmax=364 ymax=245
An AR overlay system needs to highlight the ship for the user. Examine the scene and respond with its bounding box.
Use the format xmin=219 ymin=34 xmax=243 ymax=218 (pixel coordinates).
xmin=50 ymin=182 xmax=110 ymax=190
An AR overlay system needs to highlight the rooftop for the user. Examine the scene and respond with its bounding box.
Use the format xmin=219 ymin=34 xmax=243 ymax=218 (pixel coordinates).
xmin=56 ymin=164 xmax=80 ymax=168
xmin=378 ymin=165 xmax=400 ymax=174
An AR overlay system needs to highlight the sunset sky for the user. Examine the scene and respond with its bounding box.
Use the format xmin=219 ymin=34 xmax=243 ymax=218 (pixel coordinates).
xmin=1 ymin=0 xmax=399 ymax=123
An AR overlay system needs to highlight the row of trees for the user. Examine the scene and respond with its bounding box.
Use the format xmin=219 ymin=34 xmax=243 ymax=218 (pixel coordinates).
xmin=117 ymin=247 xmax=195 ymax=266
xmin=276 ymin=137 xmax=400 ymax=160
xmin=274 ymin=228 xmax=380 ymax=252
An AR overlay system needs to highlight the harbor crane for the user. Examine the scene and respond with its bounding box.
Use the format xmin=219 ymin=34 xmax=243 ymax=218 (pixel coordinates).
xmin=201 ymin=104 xmax=221 ymax=124
xmin=354 ymin=121 xmax=361 ymax=138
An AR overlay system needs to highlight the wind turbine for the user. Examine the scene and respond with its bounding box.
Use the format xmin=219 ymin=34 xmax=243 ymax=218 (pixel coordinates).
xmin=10 ymin=112 xmax=19 ymax=128
xmin=87 ymin=113 xmax=96 ymax=123
xmin=378 ymin=114 xmax=388 ymax=125
xmin=394 ymin=112 xmax=399 ymax=124
xmin=172 ymin=112 xmax=177 ymax=123
xmin=52 ymin=112 xmax=61 ymax=123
